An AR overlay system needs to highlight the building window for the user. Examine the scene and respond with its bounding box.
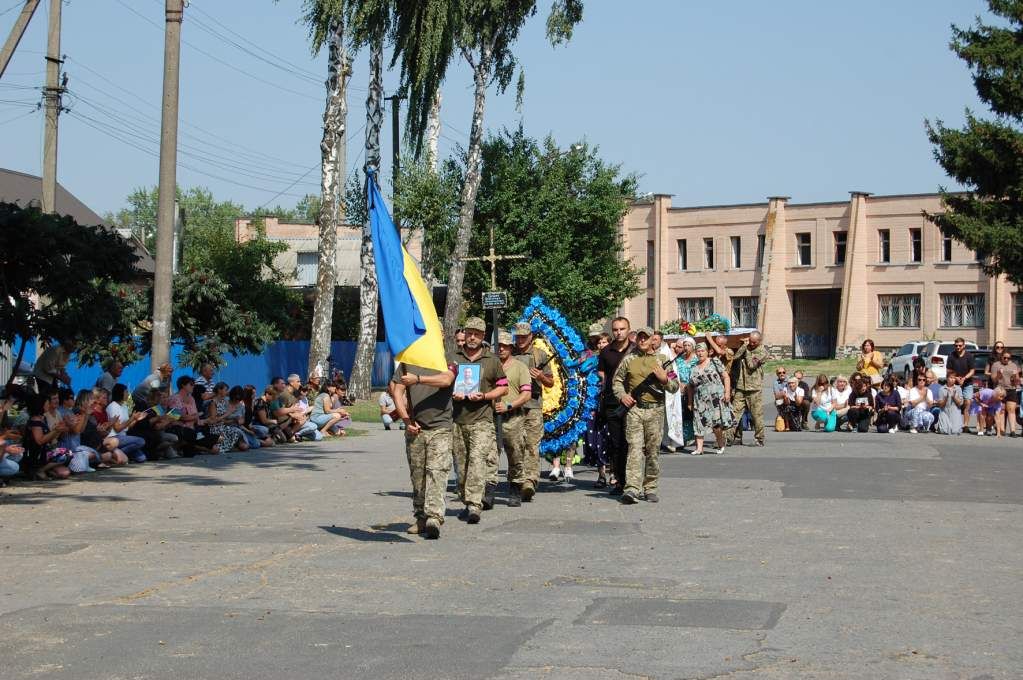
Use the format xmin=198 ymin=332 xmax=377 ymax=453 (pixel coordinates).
xmin=1014 ymin=293 xmax=1023 ymax=327
xmin=731 ymin=296 xmax=758 ymax=328
xmin=646 ymin=241 xmax=655 ymax=287
xmin=704 ymin=238 xmax=714 ymax=269
xmin=730 ymin=236 xmax=741 ymax=269
xmin=940 ymin=293 xmax=985 ymax=328
xmin=878 ymin=294 xmax=920 ymax=328
xmin=296 ymin=252 xmax=318 ymax=286
xmin=678 ymin=297 xmax=713 ymax=321
xmin=834 ymin=232 xmax=847 ymax=265
xmin=677 ymin=239 xmax=687 ymax=271
xmin=647 ymin=298 xmax=655 ymax=328
xmin=756 ymin=234 xmax=766 ymax=268
xmin=909 ymin=228 xmax=922 ymax=263
xmin=941 ymin=234 xmax=953 ymax=262
xmin=796 ymin=232 xmax=811 ymax=266
xmin=878 ymin=229 xmax=891 ymax=263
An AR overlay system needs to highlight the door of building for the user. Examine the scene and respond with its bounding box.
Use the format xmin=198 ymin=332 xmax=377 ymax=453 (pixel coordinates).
xmin=792 ymin=289 xmax=841 ymax=358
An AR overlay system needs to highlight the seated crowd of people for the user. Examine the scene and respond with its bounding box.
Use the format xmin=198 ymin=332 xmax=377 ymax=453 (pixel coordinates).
xmin=0 ymin=361 xmax=353 ymax=484
xmin=772 ymin=352 xmax=1020 ymax=437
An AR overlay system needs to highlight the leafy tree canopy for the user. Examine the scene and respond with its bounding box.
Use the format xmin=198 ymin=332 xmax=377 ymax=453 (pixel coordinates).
xmin=0 ymin=202 xmax=141 ymax=365
xmin=106 ymin=186 xmax=299 ymax=334
xmin=927 ymin=0 xmax=1023 ymax=283
xmin=421 ymin=127 xmax=640 ymax=327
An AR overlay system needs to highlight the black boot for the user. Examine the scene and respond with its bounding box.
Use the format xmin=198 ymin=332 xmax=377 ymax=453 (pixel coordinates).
xmin=482 ymin=482 xmax=497 ymax=511
xmin=507 ymin=483 xmax=522 ymax=507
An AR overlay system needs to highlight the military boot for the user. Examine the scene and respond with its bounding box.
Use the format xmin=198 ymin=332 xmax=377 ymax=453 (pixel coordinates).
xmin=406 ymin=517 xmax=426 ymax=535
xmin=507 ymin=483 xmax=522 ymax=507
xmin=481 ymin=482 xmax=497 ymax=510
xmin=423 ymin=518 xmax=441 ymax=539
xmin=521 ymin=482 xmax=536 ymax=502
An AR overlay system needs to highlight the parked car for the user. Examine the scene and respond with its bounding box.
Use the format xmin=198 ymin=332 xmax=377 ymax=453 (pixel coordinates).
xmin=919 ymin=340 xmax=980 ymax=383
xmin=887 ymin=341 xmax=931 ymax=381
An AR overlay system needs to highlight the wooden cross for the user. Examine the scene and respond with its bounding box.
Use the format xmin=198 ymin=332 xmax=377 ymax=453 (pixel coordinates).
xmin=463 ymin=224 xmax=525 ymax=289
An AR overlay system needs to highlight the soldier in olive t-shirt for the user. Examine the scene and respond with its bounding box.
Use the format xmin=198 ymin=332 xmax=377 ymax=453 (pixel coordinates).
xmin=391 ymin=362 xmax=456 ymax=539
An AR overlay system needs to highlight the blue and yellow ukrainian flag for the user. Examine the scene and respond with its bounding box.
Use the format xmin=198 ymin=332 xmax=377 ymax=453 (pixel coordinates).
xmin=367 ymin=169 xmax=448 ymax=372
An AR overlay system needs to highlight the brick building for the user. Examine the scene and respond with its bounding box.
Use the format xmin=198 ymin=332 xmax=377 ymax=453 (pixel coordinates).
xmin=617 ymin=192 xmax=1022 ymax=357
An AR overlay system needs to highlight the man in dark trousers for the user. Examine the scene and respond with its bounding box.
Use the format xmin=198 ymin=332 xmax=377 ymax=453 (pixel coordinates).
xmin=597 ymin=316 xmax=635 ymax=495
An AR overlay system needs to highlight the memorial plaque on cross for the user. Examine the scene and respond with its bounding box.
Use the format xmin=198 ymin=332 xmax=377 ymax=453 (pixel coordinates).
xmin=463 ymin=224 xmax=525 ymax=343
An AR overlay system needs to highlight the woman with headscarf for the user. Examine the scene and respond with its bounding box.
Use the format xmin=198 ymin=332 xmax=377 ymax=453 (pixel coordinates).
xmin=687 ymin=342 xmax=734 ymax=455
xmin=670 ymin=336 xmax=698 ymax=447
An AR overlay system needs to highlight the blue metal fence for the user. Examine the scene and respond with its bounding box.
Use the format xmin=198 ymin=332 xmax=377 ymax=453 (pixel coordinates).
xmin=56 ymin=341 xmax=394 ymax=394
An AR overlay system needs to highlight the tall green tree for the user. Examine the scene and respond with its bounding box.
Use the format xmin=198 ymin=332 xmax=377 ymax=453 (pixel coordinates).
xmin=389 ymin=0 xmax=584 ymax=348
xmin=0 ymin=202 xmax=142 ymax=385
xmin=927 ymin=0 xmax=1023 ymax=283
xmin=107 ymin=186 xmax=297 ymax=334
xmin=463 ymin=128 xmax=641 ymax=326
xmin=392 ymin=154 xmax=461 ymax=288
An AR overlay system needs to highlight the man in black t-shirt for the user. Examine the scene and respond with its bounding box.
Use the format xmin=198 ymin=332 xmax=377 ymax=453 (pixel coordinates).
xmin=946 ymin=338 xmax=975 ymax=430
xmin=597 ymin=316 xmax=635 ymax=496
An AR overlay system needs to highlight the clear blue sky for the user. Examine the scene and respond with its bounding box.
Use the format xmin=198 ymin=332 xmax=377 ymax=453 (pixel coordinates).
xmin=0 ymin=0 xmax=989 ymax=216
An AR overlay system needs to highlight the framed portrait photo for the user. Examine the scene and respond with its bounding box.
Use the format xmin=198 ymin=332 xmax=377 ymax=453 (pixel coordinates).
xmin=454 ymin=363 xmax=481 ymax=396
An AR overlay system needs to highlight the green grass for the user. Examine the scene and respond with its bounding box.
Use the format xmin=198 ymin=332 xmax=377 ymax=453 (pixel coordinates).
xmin=347 ymin=399 xmax=384 ymax=424
xmin=763 ymin=357 xmax=858 ymax=379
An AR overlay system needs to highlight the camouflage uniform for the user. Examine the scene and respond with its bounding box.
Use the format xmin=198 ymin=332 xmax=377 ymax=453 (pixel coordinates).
xmin=612 ymin=351 xmax=679 ymax=497
xmin=729 ymin=341 xmax=769 ymax=445
xmin=392 ymin=364 xmax=454 ymax=524
xmin=492 ymin=357 xmax=531 ymax=486
xmin=514 ymin=337 xmax=553 ymax=495
xmin=451 ymin=345 xmax=506 ymax=512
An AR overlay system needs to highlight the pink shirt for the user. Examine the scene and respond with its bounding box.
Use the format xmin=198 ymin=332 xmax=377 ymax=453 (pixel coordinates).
xmin=168 ymin=391 xmax=198 ymax=429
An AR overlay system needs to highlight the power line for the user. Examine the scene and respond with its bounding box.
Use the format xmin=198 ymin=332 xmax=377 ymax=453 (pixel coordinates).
xmin=68 ymin=106 xmax=321 ymax=187
xmin=0 ymin=0 xmax=25 ymax=18
xmin=65 ymin=88 xmax=320 ymax=185
xmin=66 ymin=109 xmax=312 ymax=199
xmin=172 ymin=0 xmax=367 ymax=93
xmin=0 ymin=107 xmax=39 ymax=126
xmin=255 ymin=119 xmax=368 ymax=208
xmin=65 ymin=58 xmax=316 ymax=171
xmin=113 ymin=0 xmax=324 ymax=103
xmin=185 ymin=2 xmax=324 ymax=82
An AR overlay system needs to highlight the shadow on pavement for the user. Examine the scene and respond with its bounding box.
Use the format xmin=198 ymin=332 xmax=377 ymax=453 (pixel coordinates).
xmin=318 ymin=525 xmax=414 ymax=543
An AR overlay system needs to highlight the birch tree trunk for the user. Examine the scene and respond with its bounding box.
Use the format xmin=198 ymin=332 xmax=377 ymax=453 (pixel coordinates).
xmin=442 ymin=46 xmax=492 ymax=351
xmin=416 ymin=91 xmax=441 ymax=288
xmin=425 ymin=90 xmax=441 ymax=171
xmin=348 ymin=36 xmax=384 ymax=400
xmin=307 ymin=20 xmax=350 ymax=381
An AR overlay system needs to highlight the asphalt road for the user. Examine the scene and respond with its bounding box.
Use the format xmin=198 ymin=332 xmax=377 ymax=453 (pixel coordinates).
xmin=2 ymin=422 xmax=1020 ymax=679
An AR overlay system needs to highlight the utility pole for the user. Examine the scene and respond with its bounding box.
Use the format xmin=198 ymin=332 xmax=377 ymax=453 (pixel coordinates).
xmin=40 ymin=0 xmax=62 ymax=214
xmin=0 ymin=0 xmax=41 ymax=80
xmin=151 ymin=0 xmax=184 ymax=370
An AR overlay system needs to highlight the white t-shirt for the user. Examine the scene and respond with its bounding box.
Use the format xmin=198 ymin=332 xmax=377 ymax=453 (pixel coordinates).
xmin=814 ymin=387 xmax=835 ymax=410
xmin=832 ymin=386 xmax=852 ymax=408
xmin=783 ymin=385 xmax=804 ymax=402
xmin=908 ymin=386 xmax=932 ymax=412
xmin=106 ymin=401 xmax=131 ymax=427
xmin=896 ymin=386 xmax=910 ymax=402
xmin=378 ymin=392 xmax=395 ymax=410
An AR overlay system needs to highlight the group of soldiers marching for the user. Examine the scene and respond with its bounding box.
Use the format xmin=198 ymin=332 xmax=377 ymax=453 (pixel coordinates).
xmin=390 ymin=314 xmax=767 ymax=539
xmin=390 ymin=317 xmax=552 ymax=539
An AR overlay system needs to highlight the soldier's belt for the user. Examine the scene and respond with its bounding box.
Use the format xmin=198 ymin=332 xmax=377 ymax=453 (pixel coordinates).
xmin=633 ymin=401 xmax=662 ymax=410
